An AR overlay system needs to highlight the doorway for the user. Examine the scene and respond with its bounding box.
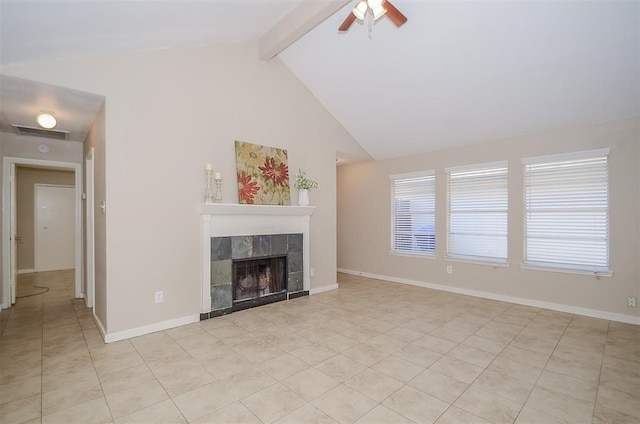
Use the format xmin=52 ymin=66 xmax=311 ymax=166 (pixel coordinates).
xmin=2 ymin=157 xmax=83 ymax=307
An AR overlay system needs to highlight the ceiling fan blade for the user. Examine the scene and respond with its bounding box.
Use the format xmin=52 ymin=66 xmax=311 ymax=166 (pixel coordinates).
xmin=338 ymin=12 xmax=357 ymax=32
xmin=384 ymin=0 xmax=408 ymax=27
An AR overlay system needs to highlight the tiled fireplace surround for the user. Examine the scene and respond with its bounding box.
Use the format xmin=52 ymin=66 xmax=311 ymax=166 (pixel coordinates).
xmin=200 ymin=204 xmax=314 ymax=319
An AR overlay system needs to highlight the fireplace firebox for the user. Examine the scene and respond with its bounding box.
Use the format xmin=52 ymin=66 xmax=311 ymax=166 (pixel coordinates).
xmin=232 ymin=255 xmax=287 ymax=311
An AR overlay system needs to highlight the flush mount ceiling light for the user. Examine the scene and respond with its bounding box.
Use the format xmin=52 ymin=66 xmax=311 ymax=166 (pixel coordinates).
xmin=339 ymin=0 xmax=407 ymax=32
xmin=36 ymin=112 xmax=57 ymax=129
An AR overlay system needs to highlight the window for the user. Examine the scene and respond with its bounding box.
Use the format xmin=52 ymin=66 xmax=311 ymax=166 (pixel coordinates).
xmin=391 ymin=171 xmax=435 ymax=256
xmin=523 ymin=149 xmax=610 ymax=273
xmin=446 ymin=162 xmax=508 ymax=263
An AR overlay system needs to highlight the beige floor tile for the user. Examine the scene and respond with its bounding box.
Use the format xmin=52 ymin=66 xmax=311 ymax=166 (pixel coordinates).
xmin=593 ymin=403 xmax=640 ymax=424
xmin=88 ymin=340 xmax=136 ymax=361
xmin=260 ymin=333 xmax=312 ymax=353
xmin=42 ymin=396 xmax=112 ymax=424
xmin=259 ymin=353 xmax=309 ymax=381
xmin=42 ymin=377 xmax=104 ymax=415
xmin=364 ymin=334 xmax=408 ymax=354
xmin=312 ymin=384 xmax=378 ymax=424
xmin=99 ymin=363 xmax=156 ymax=395
xmin=105 ymin=380 xmax=169 ymax=419
xmin=408 ymin=369 xmax=469 ymax=404
xmin=515 ymin=406 xmax=569 ymax=424
xmin=41 ymin=362 xmax=98 ymax=392
xmin=115 ymin=399 xmax=186 ymax=424
xmin=382 ymin=385 xmax=449 ymax=424
xmin=386 ymin=323 xmax=425 ymax=341
xmin=242 ymin=383 xmax=307 ymax=424
xmin=314 ymin=355 xmax=366 ymax=382
xmin=166 ymin=323 xmax=208 ymax=341
xmin=275 ymin=403 xmax=338 ymax=424
xmin=595 ymin=384 xmax=640 ymax=419
xmin=345 ymin=368 xmax=404 ymax=403
xmin=0 ymin=393 xmax=41 ymax=424
xmin=202 ymin=354 xmax=255 ymax=379
xmin=371 ymin=354 xmax=425 ymax=383
xmin=0 ymin=375 xmax=41 ymax=405
xmin=487 ymin=356 xmax=542 ymax=384
xmin=429 ymin=326 xmax=473 ymax=344
xmin=174 ymin=332 xmax=220 ymax=352
xmin=429 ymin=356 xmax=483 ymax=384
xmin=412 ymin=334 xmax=458 ymax=354
xmin=355 ymin=405 xmax=415 ymax=424
xmin=394 ymin=343 xmax=442 ymax=368
xmin=173 ymin=381 xmax=240 ymax=422
xmin=472 ymin=369 xmax=533 ymax=404
xmin=0 ymin=358 xmax=42 ymax=385
xmin=341 ymin=344 xmax=389 ymax=367
xmin=190 ymin=401 xmax=261 ymax=424
xmin=187 ymin=341 xmax=235 ymax=363
xmin=454 ymin=386 xmax=521 ymax=424
xmin=536 ymin=369 xmax=598 ymax=403
xmin=290 ymin=343 xmax=337 ymax=366
xmin=435 ymin=406 xmax=492 ymax=424
xmin=93 ymin=351 xmax=145 ymax=377
xmin=525 ymin=386 xmax=594 ymax=423
xmin=158 ymin=365 xmax=216 ymax=397
xmin=282 ymin=367 xmax=340 ymax=401
xmin=220 ymin=365 xmax=278 ymax=398
xmin=499 ymin=345 xmax=551 ymax=368
xmin=545 ymin=355 xmax=601 ymax=383
xmin=447 ymin=344 xmax=497 ymax=368
xmin=316 ymin=333 xmax=360 ymax=353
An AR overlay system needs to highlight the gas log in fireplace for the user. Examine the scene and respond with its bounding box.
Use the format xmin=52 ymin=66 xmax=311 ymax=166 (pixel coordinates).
xmin=233 ymin=255 xmax=287 ymax=311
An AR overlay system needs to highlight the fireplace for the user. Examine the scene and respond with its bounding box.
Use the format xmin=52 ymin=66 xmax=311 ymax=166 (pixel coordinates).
xmin=233 ymin=255 xmax=287 ymax=311
xmin=201 ymin=203 xmax=315 ymax=318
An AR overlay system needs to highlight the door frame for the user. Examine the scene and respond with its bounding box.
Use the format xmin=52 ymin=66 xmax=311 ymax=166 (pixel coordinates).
xmin=85 ymin=148 xmax=95 ymax=309
xmin=2 ymin=157 xmax=83 ymax=308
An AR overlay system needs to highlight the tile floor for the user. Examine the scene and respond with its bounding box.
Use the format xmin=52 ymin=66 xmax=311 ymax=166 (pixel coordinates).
xmin=1 ymin=270 xmax=639 ymax=424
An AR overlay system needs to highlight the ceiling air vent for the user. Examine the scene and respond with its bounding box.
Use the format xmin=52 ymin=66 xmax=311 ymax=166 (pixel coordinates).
xmin=12 ymin=124 xmax=70 ymax=140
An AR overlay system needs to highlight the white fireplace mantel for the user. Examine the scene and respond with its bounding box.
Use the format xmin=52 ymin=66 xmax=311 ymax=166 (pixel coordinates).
xmin=201 ymin=203 xmax=315 ymax=313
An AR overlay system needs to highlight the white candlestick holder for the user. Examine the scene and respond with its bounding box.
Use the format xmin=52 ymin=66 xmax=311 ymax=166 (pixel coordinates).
xmin=205 ymin=169 xmax=214 ymax=204
xmin=214 ymin=177 xmax=223 ymax=203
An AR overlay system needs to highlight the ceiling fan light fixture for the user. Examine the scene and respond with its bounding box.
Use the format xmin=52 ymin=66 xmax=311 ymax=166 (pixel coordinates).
xmin=352 ymin=0 xmax=368 ymax=20
xmin=37 ymin=112 xmax=57 ymax=129
xmin=371 ymin=4 xmax=387 ymax=20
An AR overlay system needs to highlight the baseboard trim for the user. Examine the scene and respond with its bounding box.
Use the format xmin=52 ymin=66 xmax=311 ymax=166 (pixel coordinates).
xmin=17 ymin=269 xmax=35 ymax=275
xmin=103 ymin=314 xmax=200 ymax=343
xmin=310 ymin=283 xmax=339 ymax=295
xmin=337 ymin=268 xmax=640 ymax=325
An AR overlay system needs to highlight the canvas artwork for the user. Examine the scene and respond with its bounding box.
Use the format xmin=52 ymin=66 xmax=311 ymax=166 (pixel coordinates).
xmin=235 ymin=141 xmax=291 ymax=205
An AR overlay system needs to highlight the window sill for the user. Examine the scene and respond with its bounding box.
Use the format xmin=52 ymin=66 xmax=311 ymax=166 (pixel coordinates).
xmin=521 ymin=263 xmax=613 ymax=278
xmin=445 ymin=256 xmax=509 ymax=268
xmin=389 ymin=251 xmax=436 ymax=259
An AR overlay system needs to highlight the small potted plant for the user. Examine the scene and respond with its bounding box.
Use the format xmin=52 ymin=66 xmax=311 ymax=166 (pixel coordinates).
xmin=294 ymin=169 xmax=319 ymax=206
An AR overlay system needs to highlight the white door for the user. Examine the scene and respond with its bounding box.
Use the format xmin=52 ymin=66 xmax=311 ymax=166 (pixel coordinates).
xmin=10 ymin=163 xmax=17 ymax=304
xmin=35 ymin=185 xmax=76 ymax=272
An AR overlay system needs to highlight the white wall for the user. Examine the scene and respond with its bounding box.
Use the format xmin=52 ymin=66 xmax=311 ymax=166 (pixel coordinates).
xmin=337 ymin=118 xmax=640 ymax=322
xmin=2 ymin=42 xmax=368 ymax=337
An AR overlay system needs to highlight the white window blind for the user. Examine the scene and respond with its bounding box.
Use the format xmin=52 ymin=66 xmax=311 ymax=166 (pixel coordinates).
xmin=446 ymin=162 xmax=508 ymax=262
xmin=391 ymin=172 xmax=435 ymax=256
xmin=523 ymin=149 xmax=610 ymax=272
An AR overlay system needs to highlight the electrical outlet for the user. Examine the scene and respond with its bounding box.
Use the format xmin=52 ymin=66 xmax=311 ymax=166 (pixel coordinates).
xmin=446 ymin=265 xmax=453 ymax=274
xmin=628 ymin=296 xmax=637 ymax=308
xmin=155 ymin=291 xmax=163 ymax=304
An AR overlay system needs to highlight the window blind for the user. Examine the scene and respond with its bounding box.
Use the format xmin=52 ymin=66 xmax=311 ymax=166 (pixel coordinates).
xmin=523 ymin=149 xmax=609 ymax=272
xmin=446 ymin=162 xmax=508 ymax=262
xmin=391 ymin=172 xmax=435 ymax=255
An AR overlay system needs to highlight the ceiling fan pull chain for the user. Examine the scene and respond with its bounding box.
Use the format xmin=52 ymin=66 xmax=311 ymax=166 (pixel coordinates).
xmin=368 ymin=12 xmax=373 ymax=39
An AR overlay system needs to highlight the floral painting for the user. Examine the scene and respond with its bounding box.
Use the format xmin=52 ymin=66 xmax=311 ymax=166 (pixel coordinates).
xmin=235 ymin=141 xmax=291 ymax=205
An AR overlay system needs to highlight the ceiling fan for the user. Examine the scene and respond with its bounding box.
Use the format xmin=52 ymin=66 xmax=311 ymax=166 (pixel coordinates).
xmin=339 ymin=0 xmax=407 ymax=32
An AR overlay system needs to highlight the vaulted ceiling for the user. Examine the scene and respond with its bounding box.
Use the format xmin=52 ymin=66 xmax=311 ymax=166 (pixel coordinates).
xmin=1 ymin=0 xmax=638 ymax=159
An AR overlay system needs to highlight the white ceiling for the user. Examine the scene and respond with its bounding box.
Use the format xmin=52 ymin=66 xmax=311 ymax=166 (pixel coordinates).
xmin=1 ymin=0 xmax=638 ymax=159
